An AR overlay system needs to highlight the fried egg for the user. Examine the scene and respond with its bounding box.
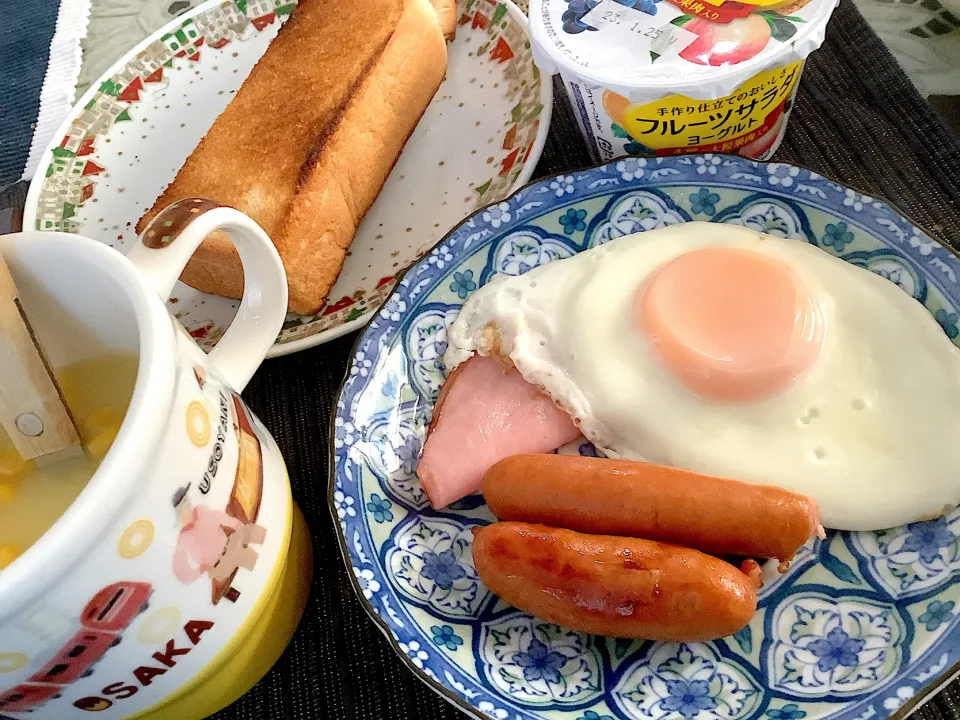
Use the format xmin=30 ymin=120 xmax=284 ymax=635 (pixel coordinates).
xmin=445 ymin=222 xmax=960 ymax=530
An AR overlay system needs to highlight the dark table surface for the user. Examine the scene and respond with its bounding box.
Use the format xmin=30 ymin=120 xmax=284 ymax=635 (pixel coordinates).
xmin=2 ymin=0 xmax=960 ymax=717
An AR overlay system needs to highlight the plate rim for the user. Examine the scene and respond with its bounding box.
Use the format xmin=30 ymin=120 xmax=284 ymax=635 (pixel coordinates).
xmin=328 ymin=154 xmax=960 ymax=720
xmin=22 ymin=0 xmax=553 ymax=358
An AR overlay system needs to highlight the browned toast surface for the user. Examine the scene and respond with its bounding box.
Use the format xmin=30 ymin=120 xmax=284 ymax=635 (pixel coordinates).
xmin=429 ymin=0 xmax=457 ymax=40
xmin=138 ymin=0 xmax=403 ymax=238
xmin=277 ymin=0 xmax=447 ymax=312
xmin=138 ymin=0 xmax=446 ymax=315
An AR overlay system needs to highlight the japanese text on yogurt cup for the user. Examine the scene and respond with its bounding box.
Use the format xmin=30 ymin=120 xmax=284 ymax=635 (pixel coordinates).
xmin=531 ymin=0 xmax=837 ymax=161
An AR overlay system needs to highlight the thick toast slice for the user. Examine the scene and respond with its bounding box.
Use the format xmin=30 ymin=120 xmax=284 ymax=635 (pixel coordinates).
xmin=430 ymin=0 xmax=457 ymax=40
xmin=138 ymin=0 xmax=446 ymax=315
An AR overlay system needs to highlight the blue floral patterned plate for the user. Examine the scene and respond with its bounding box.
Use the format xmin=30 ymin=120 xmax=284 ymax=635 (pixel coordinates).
xmin=330 ymin=154 xmax=960 ymax=720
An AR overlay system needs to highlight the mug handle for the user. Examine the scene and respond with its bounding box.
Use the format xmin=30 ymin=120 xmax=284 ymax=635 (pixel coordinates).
xmin=126 ymin=198 xmax=288 ymax=391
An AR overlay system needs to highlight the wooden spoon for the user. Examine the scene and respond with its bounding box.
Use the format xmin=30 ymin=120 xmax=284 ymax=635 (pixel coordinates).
xmin=0 ymin=254 xmax=80 ymax=461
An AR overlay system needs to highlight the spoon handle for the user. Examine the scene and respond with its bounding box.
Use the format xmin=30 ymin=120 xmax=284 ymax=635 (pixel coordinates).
xmin=0 ymin=253 xmax=80 ymax=460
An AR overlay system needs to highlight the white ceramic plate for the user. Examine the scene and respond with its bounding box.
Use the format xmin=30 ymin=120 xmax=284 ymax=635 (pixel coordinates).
xmin=24 ymin=0 xmax=551 ymax=356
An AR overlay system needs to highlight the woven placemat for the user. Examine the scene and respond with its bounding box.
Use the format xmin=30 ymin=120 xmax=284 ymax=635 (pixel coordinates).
xmin=219 ymin=0 xmax=960 ymax=717
xmin=0 ymin=2 xmax=60 ymax=185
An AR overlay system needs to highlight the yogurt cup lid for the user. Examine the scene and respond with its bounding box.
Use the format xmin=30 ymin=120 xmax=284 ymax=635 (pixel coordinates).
xmin=529 ymin=0 xmax=838 ymax=100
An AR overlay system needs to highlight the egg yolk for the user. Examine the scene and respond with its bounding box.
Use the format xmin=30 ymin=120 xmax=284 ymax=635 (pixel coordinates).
xmin=636 ymin=246 xmax=824 ymax=401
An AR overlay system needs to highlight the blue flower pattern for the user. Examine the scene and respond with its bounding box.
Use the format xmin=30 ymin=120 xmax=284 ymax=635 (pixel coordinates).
xmin=694 ymin=155 xmax=722 ymax=174
xmin=336 ymin=156 xmax=960 ymax=720
xmin=482 ymin=202 xmax=512 ymax=228
xmin=689 ymin=188 xmax=720 ymax=216
xmin=431 ymin=624 xmax=464 ymax=651
xmin=366 ymin=493 xmax=394 ymax=523
xmin=659 ymin=679 xmax=718 ymax=718
xmin=853 ymin=510 xmax=960 ymax=599
xmin=549 ymin=175 xmax=576 ymax=197
xmin=449 ymin=269 xmax=477 ymax=299
xmin=560 ymin=208 xmax=588 ymax=234
xmin=767 ymin=164 xmax=800 ymax=187
xmin=513 ymin=638 xmax=567 ymax=684
xmin=767 ymin=704 xmax=807 ymax=720
xmin=615 ymin=157 xmax=647 ymax=181
xmin=822 ymin=221 xmax=855 ymax=252
xmin=901 ymin=517 xmax=956 ymax=564
xmin=918 ymin=600 xmax=955 ymax=631
xmin=935 ymin=308 xmax=959 ymax=339
xmin=420 ymin=549 xmax=467 ymax=591
xmin=494 ymin=231 xmax=575 ymax=276
xmin=394 ymin=434 xmax=421 ymax=476
xmin=616 ymin=642 xmax=760 ymax=718
xmin=808 ymin=627 xmax=866 ymax=673
xmin=388 ymin=517 xmax=485 ymax=617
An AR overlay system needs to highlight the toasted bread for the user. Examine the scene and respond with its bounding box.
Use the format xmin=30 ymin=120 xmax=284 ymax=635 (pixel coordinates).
xmin=430 ymin=0 xmax=457 ymax=40
xmin=138 ymin=0 xmax=447 ymax=315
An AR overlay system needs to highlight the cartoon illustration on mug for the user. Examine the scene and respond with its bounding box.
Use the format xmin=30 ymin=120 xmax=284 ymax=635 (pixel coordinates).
xmin=172 ymin=395 xmax=265 ymax=605
xmin=0 ymin=581 xmax=151 ymax=713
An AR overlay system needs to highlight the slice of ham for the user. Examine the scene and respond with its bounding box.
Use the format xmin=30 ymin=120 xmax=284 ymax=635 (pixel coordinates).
xmin=417 ymin=355 xmax=581 ymax=509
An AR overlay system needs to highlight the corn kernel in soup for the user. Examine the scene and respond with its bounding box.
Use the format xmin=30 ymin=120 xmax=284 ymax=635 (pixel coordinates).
xmin=0 ymin=355 xmax=138 ymax=569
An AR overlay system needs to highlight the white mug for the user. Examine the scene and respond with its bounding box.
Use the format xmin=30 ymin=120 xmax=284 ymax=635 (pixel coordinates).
xmin=0 ymin=199 xmax=311 ymax=719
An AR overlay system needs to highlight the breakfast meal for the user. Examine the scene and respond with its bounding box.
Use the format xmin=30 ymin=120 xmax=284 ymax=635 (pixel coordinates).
xmin=438 ymin=222 xmax=960 ymax=530
xmin=417 ymin=221 xmax=960 ymax=640
xmin=0 ymin=354 xmax=136 ymax=569
xmin=137 ymin=0 xmax=448 ymax=315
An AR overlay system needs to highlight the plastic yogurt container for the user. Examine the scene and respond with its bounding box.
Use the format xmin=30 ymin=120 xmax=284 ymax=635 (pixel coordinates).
xmin=529 ymin=0 xmax=838 ymax=161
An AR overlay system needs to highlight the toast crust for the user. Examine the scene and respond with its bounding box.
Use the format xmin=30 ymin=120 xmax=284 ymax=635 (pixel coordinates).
xmin=275 ymin=0 xmax=447 ymax=313
xmin=138 ymin=0 xmax=446 ymax=313
xmin=430 ymin=0 xmax=457 ymax=40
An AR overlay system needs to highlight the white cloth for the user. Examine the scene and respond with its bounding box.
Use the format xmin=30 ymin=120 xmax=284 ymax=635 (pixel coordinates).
xmin=852 ymin=0 xmax=960 ymax=98
xmin=76 ymin=0 xmax=200 ymax=97
xmin=21 ymin=0 xmax=93 ymax=180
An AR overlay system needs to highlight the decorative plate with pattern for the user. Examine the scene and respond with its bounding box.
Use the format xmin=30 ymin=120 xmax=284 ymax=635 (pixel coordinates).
xmin=23 ymin=0 xmax=551 ymax=356
xmin=331 ymin=155 xmax=960 ymax=720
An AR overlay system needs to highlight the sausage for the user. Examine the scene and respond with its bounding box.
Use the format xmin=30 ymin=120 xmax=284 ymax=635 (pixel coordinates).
xmin=471 ymin=522 xmax=758 ymax=641
xmin=482 ymin=454 xmax=822 ymax=564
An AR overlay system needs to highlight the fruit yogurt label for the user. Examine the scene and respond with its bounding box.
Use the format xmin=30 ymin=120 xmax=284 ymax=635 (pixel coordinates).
xmin=570 ymin=60 xmax=803 ymax=160
xmin=530 ymin=0 xmax=837 ymax=161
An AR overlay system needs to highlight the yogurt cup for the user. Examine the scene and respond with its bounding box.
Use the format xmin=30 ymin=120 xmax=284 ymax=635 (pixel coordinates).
xmin=529 ymin=0 xmax=838 ymax=161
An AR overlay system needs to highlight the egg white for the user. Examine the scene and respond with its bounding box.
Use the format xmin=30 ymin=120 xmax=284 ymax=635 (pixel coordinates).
xmin=445 ymin=222 xmax=960 ymax=530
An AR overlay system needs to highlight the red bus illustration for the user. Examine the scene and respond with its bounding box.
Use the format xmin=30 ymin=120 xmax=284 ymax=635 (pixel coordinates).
xmin=81 ymin=581 xmax=151 ymax=633
xmin=0 ymin=581 xmax=151 ymax=713
xmin=0 ymin=682 xmax=60 ymax=714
